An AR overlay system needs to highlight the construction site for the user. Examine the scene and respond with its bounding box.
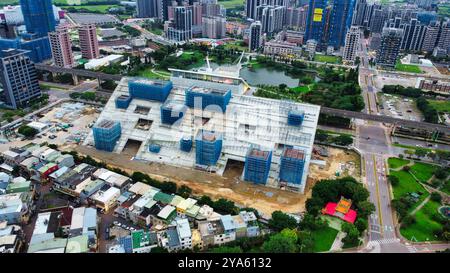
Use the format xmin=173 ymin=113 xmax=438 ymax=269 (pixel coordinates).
xmin=69 ymin=143 xmax=360 ymax=218
xmin=83 ymin=71 xmax=321 ymax=194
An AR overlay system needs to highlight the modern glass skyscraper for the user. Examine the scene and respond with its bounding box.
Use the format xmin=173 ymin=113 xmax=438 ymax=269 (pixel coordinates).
xmin=328 ymin=0 xmax=355 ymax=49
xmin=305 ymin=0 xmax=328 ymax=47
xmin=20 ymin=0 xmax=56 ymax=38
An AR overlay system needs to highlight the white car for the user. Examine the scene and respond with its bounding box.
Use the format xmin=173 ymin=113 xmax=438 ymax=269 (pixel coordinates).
xmin=117 ymin=223 xmax=122 ymax=227
xmin=113 ymin=221 xmax=118 ymax=226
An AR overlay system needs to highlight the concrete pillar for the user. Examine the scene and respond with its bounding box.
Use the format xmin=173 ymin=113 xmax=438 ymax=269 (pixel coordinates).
xmin=97 ymin=78 xmax=102 ymax=87
xmin=72 ymin=74 xmax=79 ymax=86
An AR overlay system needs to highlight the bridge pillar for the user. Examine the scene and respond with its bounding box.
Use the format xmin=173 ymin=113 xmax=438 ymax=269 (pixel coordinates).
xmin=72 ymin=74 xmax=79 ymax=86
xmin=97 ymin=78 xmax=102 ymax=88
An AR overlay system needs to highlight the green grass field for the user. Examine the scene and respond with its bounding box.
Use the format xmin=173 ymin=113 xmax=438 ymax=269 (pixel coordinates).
xmin=400 ymin=200 xmax=444 ymax=242
xmin=427 ymin=100 xmax=450 ymax=113
xmin=291 ymin=85 xmax=314 ymax=94
xmin=395 ymin=62 xmax=422 ymax=73
xmin=137 ymin=68 xmax=169 ymax=80
xmin=218 ymin=0 xmax=244 ymax=9
xmin=390 ymin=170 xmax=429 ymax=212
xmin=388 ymin=157 xmax=410 ymax=169
xmin=311 ymin=226 xmax=339 ymax=253
xmin=314 ymin=54 xmax=342 ymax=64
xmin=410 ymin=162 xmax=438 ymax=184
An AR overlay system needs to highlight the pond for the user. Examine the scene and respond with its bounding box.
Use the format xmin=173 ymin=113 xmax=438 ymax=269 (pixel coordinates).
xmin=240 ymin=67 xmax=300 ymax=88
xmin=193 ymin=62 xmax=303 ymax=88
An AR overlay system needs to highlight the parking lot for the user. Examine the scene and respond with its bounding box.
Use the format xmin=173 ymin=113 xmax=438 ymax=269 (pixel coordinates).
xmin=378 ymin=93 xmax=423 ymax=122
xmin=0 ymin=102 xmax=100 ymax=153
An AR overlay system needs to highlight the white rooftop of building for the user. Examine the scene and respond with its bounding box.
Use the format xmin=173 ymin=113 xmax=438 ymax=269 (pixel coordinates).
xmin=157 ymin=205 xmax=175 ymax=220
xmin=176 ymin=218 xmax=191 ymax=239
xmin=91 ymin=186 xmax=120 ymax=204
xmin=83 ymin=74 xmax=320 ymax=193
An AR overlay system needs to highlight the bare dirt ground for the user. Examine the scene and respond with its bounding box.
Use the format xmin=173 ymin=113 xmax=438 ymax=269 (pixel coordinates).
xmin=65 ymin=145 xmax=361 ymax=218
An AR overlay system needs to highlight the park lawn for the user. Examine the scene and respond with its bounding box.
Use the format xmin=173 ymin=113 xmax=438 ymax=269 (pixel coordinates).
xmin=314 ymin=54 xmax=342 ymax=64
xmin=400 ymin=200 xmax=444 ymax=242
xmin=388 ymin=157 xmax=410 ymax=169
xmin=390 ymin=170 xmax=427 ymax=199
xmin=310 ymin=226 xmax=339 ymax=252
xmin=218 ymin=0 xmax=244 ymax=9
xmin=410 ymin=162 xmax=438 ymax=183
xmin=427 ymin=100 xmax=450 ymax=113
xmin=395 ymin=61 xmax=422 ymax=73
xmin=138 ymin=68 xmax=167 ymax=80
xmin=291 ymin=85 xmax=313 ymax=94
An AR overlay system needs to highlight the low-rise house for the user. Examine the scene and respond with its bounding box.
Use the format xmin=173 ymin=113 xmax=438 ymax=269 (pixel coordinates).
xmin=198 ymin=217 xmax=236 ymax=248
xmin=0 ymin=193 xmax=30 ymax=224
xmin=0 ymin=221 xmax=23 ymax=253
xmin=80 ymin=179 xmax=106 ymax=202
xmin=69 ymin=207 xmax=98 ymax=251
xmin=6 ymin=179 xmax=31 ymax=194
xmin=154 ymin=205 xmax=177 ymax=227
xmin=159 ymin=226 xmax=181 ymax=252
xmin=153 ymin=191 xmax=174 ymax=205
xmin=48 ymin=166 xmax=70 ymax=183
xmin=19 ymin=156 xmax=40 ymax=177
xmin=128 ymin=182 xmax=157 ymax=196
xmin=39 ymin=148 xmax=59 ymax=162
xmin=2 ymin=148 xmax=29 ymax=167
xmin=27 ymin=237 xmax=68 ymax=253
xmin=176 ymin=198 xmax=197 ymax=216
xmin=92 ymin=168 xmax=130 ymax=191
xmin=131 ymin=230 xmax=158 ymax=253
xmin=239 ymin=211 xmax=260 ymax=237
xmin=66 ymin=235 xmax=89 ymax=253
xmin=0 ymin=172 xmax=11 ymax=195
xmin=53 ymin=154 xmax=75 ymax=168
xmin=37 ymin=162 xmax=59 ymax=180
xmin=54 ymin=164 xmax=97 ymax=197
xmin=90 ymin=185 xmax=121 ymax=212
xmin=114 ymin=193 xmax=141 ymax=221
xmin=175 ymin=218 xmax=192 ymax=250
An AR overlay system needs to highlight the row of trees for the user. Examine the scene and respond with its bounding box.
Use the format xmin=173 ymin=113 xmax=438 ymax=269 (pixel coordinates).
xmin=315 ymin=130 xmax=354 ymax=146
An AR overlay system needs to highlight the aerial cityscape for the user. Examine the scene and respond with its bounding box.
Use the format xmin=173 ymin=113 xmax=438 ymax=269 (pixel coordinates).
xmin=0 ymin=0 xmax=449 ymax=256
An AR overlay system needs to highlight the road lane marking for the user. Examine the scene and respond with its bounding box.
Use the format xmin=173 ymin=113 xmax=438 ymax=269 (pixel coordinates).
xmin=372 ymin=154 xmax=384 ymax=236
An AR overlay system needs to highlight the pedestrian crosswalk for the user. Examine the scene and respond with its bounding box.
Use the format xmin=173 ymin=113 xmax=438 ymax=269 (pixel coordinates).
xmin=405 ymin=245 xmax=417 ymax=253
xmin=367 ymin=238 xmax=400 ymax=247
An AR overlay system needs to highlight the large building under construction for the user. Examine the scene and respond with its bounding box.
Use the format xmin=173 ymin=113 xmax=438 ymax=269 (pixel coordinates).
xmin=84 ymin=69 xmax=320 ymax=193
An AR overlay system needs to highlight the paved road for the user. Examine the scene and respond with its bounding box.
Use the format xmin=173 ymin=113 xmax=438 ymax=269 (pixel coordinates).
xmin=353 ymin=35 xmax=449 ymax=253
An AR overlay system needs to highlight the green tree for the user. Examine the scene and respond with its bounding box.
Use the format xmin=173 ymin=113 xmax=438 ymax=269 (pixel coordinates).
xmin=18 ymin=125 xmax=38 ymax=138
xmin=210 ymin=246 xmax=243 ymax=253
xmin=268 ymin=211 xmax=298 ymax=231
xmin=354 ymin=218 xmax=368 ymax=234
xmin=177 ymin=185 xmax=192 ymax=199
xmin=262 ymin=229 xmax=298 ymax=253
xmin=341 ymin=223 xmax=360 ymax=248
xmin=388 ymin=175 xmax=400 ymax=186
xmin=333 ymin=135 xmax=353 ymax=146
xmin=414 ymin=148 xmax=427 ymax=158
xmin=430 ymin=192 xmax=442 ymax=203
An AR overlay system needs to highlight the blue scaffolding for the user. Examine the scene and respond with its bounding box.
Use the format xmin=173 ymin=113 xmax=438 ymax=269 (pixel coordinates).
xmin=115 ymin=95 xmax=132 ymax=109
xmin=160 ymin=100 xmax=186 ymax=125
xmin=279 ymin=147 xmax=306 ymax=185
xmin=244 ymin=146 xmax=272 ymax=184
xmin=185 ymin=86 xmax=231 ymax=112
xmin=128 ymin=78 xmax=173 ymax=102
xmin=180 ymin=137 xmax=193 ymax=152
xmin=195 ymin=130 xmax=222 ymax=166
xmin=92 ymin=120 xmax=121 ymax=152
xmin=288 ymin=110 xmax=305 ymax=126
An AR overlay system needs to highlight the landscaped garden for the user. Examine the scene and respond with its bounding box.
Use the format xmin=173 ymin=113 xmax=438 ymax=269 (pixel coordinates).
xmin=388 ymin=157 xmax=410 ymax=169
xmin=395 ymin=61 xmax=422 ymax=73
xmin=314 ymin=54 xmax=342 ymax=64
xmin=310 ymin=226 xmax=339 ymax=252
xmin=400 ymin=200 xmax=445 ymax=242
xmin=409 ymin=162 xmax=439 ymax=183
